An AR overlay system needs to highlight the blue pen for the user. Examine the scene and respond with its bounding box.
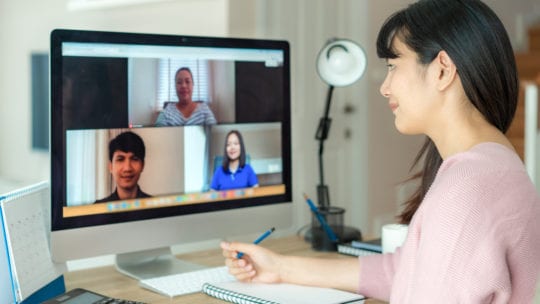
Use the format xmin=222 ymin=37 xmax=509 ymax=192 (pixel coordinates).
xmin=303 ymin=194 xmax=339 ymax=242
xmin=236 ymin=227 xmax=275 ymax=259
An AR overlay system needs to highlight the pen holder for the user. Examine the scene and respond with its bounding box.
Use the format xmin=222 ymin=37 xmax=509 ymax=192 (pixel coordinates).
xmin=311 ymin=206 xmax=344 ymax=251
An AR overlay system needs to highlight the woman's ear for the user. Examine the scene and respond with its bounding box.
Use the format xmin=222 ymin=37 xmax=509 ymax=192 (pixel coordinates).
xmin=435 ymin=50 xmax=458 ymax=91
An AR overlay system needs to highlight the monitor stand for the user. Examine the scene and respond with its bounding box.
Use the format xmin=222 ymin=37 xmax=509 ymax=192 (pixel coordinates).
xmin=115 ymin=247 xmax=207 ymax=280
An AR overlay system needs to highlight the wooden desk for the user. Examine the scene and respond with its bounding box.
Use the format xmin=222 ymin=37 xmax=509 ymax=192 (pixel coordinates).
xmin=64 ymin=235 xmax=385 ymax=303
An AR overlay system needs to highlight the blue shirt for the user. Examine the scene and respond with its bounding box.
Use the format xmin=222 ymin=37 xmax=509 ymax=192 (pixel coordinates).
xmin=210 ymin=164 xmax=258 ymax=191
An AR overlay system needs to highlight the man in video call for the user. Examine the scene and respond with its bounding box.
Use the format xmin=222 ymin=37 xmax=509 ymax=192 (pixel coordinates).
xmin=95 ymin=131 xmax=151 ymax=203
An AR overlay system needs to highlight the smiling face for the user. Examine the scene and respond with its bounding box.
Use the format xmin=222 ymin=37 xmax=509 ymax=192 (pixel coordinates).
xmin=175 ymin=69 xmax=193 ymax=103
xmin=379 ymin=38 xmax=440 ymax=135
xmin=109 ymin=150 xmax=144 ymax=194
xmin=226 ymin=133 xmax=241 ymax=161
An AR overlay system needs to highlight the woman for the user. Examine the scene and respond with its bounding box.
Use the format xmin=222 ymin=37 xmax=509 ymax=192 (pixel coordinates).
xmin=211 ymin=130 xmax=259 ymax=191
xmin=221 ymin=0 xmax=540 ymax=302
xmin=155 ymin=67 xmax=217 ymax=126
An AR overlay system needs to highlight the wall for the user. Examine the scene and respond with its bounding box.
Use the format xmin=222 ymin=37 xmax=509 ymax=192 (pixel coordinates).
xmin=210 ymin=124 xmax=281 ymax=163
xmin=209 ymin=61 xmax=236 ymax=123
xmin=240 ymin=0 xmax=373 ymax=236
xmin=0 ymin=0 xmax=228 ymax=184
xmin=129 ymin=58 xmax=159 ymax=126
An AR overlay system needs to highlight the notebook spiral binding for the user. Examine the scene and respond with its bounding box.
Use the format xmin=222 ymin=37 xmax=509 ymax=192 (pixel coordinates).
xmin=0 ymin=181 xmax=49 ymax=202
xmin=202 ymin=283 xmax=278 ymax=304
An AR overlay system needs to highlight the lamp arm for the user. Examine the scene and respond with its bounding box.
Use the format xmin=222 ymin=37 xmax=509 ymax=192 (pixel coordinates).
xmin=322 ymin=85 xmax=335 ymax=127
xmin=315 ymin=85 xmax=334 ymax=141
xmin=315 ymin=85 xmax=335 ymax=208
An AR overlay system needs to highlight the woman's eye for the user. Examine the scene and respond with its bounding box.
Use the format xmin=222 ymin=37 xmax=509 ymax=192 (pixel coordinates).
xmin=386 ymin=63 xmax=396 ymax=71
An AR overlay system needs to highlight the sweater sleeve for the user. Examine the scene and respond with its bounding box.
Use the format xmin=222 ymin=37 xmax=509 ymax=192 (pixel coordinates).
xmin=405 ymin=171 xmax=513 ymax=303
xmin=358 ymin=249 xmax=402 ymax=301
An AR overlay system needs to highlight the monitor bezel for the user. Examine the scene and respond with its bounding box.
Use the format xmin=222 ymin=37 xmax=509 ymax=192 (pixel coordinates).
xmin=50 ymin=29 xmax=292 ymax=231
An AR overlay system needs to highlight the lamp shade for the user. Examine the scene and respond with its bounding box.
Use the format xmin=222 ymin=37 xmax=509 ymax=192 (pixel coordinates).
xmin=316 ymin=39 xmax=367 ymax=87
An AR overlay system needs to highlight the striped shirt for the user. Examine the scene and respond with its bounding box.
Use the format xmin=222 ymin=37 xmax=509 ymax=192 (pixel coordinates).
xmin=155 ymin=102 xmax=217 ymax=126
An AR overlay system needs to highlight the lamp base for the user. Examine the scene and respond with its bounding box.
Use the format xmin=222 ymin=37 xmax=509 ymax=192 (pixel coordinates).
xmin=304 ymin=225 xmax=362 ymax=251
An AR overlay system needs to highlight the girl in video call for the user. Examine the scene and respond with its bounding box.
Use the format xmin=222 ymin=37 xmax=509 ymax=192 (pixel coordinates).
xmin=220 ymin=0 xmax=540 ymax=302
xmin=211 ymin=130 xmax=259 ymax=191
xmin=154 ymin=67 xmax=217 ymax=126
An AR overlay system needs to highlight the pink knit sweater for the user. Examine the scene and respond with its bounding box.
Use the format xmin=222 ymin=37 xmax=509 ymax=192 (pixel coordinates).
xmin=358 ymin=143 xmax=540 ymax=303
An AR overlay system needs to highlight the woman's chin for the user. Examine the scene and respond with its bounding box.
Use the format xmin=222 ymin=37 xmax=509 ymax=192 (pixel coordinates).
xmin=394 ymin=120 xmax=419 ymax=135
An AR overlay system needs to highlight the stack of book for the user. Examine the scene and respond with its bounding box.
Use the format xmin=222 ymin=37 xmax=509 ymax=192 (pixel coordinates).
xmin=337 ymin=238 xmax=382 ymax=257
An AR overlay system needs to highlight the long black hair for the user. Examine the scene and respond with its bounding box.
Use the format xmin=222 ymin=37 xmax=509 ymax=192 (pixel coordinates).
xmin=222 ymin=130 xmax=247 ymax=170
xmin=376 ymin=0 xmax=518 ymax=224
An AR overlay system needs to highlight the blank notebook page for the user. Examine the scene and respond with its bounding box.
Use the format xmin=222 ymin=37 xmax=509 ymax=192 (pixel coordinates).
xmin=204 ymin=281 xmax=365 ymax=304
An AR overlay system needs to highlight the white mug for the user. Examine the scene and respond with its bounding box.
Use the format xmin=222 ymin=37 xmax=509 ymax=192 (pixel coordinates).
xmin=382 ymin=223 xmax=408 ymax=253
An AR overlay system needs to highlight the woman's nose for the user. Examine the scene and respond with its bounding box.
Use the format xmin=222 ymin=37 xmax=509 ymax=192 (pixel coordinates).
xmin=379 ymin=76 xmax=390 ymax=98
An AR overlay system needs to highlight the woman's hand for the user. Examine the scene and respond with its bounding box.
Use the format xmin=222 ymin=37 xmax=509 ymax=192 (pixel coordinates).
xmin=221 ymin=241 xmax=283 ymax=283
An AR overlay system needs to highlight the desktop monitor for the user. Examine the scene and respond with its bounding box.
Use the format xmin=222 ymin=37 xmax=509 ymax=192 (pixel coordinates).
xmin=49 ymin=29 xmax=292 ymax=279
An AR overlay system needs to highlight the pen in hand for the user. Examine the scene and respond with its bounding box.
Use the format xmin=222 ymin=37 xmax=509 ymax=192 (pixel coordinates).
xmin=236 ymin=227 xmax=275 ymax=259
xmin=303 ymin=193 xmax=339 ymax=243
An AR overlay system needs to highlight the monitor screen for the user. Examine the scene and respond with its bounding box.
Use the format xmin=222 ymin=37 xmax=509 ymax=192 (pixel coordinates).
xmin=50 ymin=29 xmax=292 ymax=278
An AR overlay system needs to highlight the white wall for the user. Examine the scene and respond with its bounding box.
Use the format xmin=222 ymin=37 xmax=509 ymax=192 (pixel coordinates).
xmin=129 ymin=58 xmax=159 ymax=126
xmin=243 ymin=0 xmax=373 ymax=236
xmin=209 ymin=61 xmax=236 ymax=122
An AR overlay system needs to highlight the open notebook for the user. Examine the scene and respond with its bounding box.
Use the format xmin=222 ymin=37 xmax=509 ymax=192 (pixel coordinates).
xmin=202 ymin=281 xmax=365 ymax=304
xmin=0 ymin=181 xmax=65 ymax=303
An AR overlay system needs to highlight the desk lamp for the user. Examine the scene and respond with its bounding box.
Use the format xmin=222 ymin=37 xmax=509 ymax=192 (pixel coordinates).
xmin=309 ymin=38 xmax=367 ymax=246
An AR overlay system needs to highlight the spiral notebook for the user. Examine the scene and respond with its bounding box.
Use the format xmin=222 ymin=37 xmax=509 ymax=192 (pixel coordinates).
xmin=337 ymin=239 xmax=382 ymax=257
xmin=202 ymin=281 xmax=365 ymax=304
xmin=337 ymin=243 xmax=380 ymax=257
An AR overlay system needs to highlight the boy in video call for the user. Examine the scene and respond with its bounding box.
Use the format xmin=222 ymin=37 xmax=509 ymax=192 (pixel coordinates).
xmin=95 ymin=131 xmax=151 ymax=203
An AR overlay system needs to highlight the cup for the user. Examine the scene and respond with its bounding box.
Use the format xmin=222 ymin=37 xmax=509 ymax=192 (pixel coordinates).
xmin=310 ymin=206 xmax=344 ymax=252
xmin=382 ymin=223 xmax=408 ymax=253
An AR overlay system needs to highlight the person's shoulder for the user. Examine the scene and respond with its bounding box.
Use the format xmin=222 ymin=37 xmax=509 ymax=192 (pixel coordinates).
xmin=196 ymin=102 xmax=211 ymax=110
xmin=430 ymin=142 xmax=538 ymax=215
xmin=138 ymin=188 xmax=152 ymax=198
xmin=240 ymin=163 xmax=254 ymax=171
xmin=440 ymin=142 xmax=524 ymax=178
xmin=94 ymin=193 xmax=116 ymax=204
xmin=159 ymin=103 xmax=176 ymax=117
xmin=164 ymin=102 xmax=178 ymax=109
xmin=213 ymin=165 xmax=226 ymax=175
